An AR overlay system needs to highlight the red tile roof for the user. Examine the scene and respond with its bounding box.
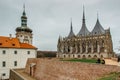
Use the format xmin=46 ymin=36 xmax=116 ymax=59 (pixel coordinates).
xmin=0 ymin=36 xmax=37 ymax=49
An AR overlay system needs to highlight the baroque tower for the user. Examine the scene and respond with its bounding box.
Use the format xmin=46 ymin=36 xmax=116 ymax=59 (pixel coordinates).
xmin=16 ymin=5 xmax=33 ymax=44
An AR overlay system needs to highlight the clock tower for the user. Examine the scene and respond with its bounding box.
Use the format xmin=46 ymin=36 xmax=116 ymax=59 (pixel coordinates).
xmin=16 ymin=5 xmax=33 ymax=44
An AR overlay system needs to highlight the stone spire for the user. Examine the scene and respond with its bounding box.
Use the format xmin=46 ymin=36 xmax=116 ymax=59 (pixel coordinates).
xmin=67 ymin=19 xmax=75 ymax=38
xmin=77 ymin=6 xmax=90 ymax=36
xmin=91 ymin=13 xmax=105 ymax=35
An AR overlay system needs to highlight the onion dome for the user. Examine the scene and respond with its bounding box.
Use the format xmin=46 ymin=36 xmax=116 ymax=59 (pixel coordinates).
xmin=16 ymin=5 xmax=32 ymax=33
xmin=16 ymin=26 xmax=32 ymax=33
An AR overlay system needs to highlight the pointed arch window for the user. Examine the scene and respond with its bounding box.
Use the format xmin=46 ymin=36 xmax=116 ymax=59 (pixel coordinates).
xmin=94 ymin=41 xmax=97 ymax=53
xmin=102 ymin=40 xmax=104 ymax=47
xmin=82 ymin=43 xmax=85 ymax=53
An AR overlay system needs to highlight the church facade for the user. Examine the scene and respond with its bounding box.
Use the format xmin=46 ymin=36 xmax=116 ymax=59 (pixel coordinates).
xmin=57 ymin=8 xmax=114 ymax=59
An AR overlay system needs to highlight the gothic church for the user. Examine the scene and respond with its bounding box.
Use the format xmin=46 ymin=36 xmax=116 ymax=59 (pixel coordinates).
xmin=57 ymin=8 xmax=114 ymax=58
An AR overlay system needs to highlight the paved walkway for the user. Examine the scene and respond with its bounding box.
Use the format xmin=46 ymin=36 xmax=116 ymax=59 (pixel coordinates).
xmin=105 ymin=59 xmax=119 ymax=66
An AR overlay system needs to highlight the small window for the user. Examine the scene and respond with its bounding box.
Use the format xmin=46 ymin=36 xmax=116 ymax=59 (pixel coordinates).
xmin=3 ymin=50 xmax=6 ymax=54
xmin=12 ymin=44 xmax=15 ymax=46
xmin=2 ymin=73 xmax=6 ymax=76
xmin=95 ymin=32 xmax=97 ymax=34
xmin=0 ymin=43 xmax=2 ymax=45
xmin=2 ymin=61 xmax=6 ymax=67
xmin=14 ymin=61 xmax=17 ymax=66
xmin=27 ymin=51 xmax=30 ymax=54
xmin=14 ymin=51 xmax=17 ymax=54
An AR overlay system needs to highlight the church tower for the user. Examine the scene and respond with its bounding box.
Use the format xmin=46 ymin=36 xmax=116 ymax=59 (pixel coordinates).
xmin=16 ymin=5 xmax=33 ymax=44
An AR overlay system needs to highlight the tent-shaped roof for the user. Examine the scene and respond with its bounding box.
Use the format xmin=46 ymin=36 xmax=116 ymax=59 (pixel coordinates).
xmin=91 ymin=19 xmax=105 ymax=35
xmin=77 ymin=7 xmax=90 ymax=36
xmin=67 ymin=21 xmax=75 ymax=38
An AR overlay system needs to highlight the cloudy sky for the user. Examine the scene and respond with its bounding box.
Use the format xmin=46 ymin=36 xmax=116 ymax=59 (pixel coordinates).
xmin=0 ymin=0 xmax=120 ymax=52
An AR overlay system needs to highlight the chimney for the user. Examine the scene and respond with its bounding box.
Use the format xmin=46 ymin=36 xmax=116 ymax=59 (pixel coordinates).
xmin=9 ymin=34 xmax=12 ymax=39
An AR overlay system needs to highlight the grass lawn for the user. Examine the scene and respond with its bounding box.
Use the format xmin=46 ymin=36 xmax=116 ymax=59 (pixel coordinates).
xmin=98 ymin=72 xmax=120 ymax=80
xmin=60 ymin=58 xmax=97 ymax=63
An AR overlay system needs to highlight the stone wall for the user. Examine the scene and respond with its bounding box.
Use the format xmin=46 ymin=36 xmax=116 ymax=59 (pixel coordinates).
xmin=25 ymin=58 xmax=120 ymax=80
xmin=9 ymin=69 xmax=24 ymax=80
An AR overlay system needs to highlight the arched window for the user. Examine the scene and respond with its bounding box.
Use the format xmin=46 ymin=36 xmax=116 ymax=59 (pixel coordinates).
xmin=94 ymin=55 xmax=97 ymax=58
xmin=88 ymin=41 xmax=91 ymax=53
xmin=101 ymin=55 xmax=103 ymax=58
xmin=94 ymin=41 xmax=97 ymax=53
xmin=102 ymin=40 xmax=104 ymax=47
xmin=100 ymin=40 xmax=104 ymax=52
xmin=83 ymin=55 xmax=86 ymax=58
xmin=77 ymin=44 xmax=80 ymax=53
xmin=88 ymin=55 xmax=91 ymax=58
xmin=82 ymin=43 xmax=85 ymax=53
xmin=68 ymin=46 xmax=70 ymax=53
xmin=88 ymin=48 xmax=91 ymax=53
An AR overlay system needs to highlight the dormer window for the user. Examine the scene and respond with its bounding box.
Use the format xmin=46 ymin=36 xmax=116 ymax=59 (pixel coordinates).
xmin=0 ymin=43 xmax=2 ymax=45
xmin=12 ymin=44 xmax=15 ymax=46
